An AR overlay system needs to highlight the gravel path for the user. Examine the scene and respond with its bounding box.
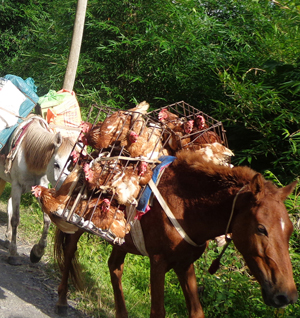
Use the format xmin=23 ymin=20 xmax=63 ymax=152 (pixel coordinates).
xmin=0 ymin=209 xmax=87 ymax=318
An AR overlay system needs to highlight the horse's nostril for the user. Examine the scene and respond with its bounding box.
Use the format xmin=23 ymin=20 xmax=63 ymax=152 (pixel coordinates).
xmin=275 ymin=294 xmax=289 ymax=306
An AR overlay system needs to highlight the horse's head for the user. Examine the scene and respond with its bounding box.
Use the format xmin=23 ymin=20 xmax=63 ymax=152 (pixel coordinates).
xmin=232 ymin=173 xmax=298 ymax=308
xmin=46 ymin=133 xmax=75 ymax=189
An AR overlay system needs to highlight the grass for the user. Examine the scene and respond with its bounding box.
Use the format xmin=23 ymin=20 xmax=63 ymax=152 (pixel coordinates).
xmin=1 ymin=183 xmax=300 ymax=318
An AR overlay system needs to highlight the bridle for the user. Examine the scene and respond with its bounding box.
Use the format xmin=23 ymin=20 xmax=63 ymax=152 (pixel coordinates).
xmin=208 ymin=184 xmax=248 ymax=274
xmin=224 ymin=184 xmax=248 ymax=242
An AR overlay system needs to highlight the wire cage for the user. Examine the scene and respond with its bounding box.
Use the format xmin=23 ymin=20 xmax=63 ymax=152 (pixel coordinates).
xmin=149 ymin=101 xmax=228 ymax=153
xmin=49 ymin=103 xmax=171 ymax=245
xmin=42 ymin=102 xmax=229 ymax=245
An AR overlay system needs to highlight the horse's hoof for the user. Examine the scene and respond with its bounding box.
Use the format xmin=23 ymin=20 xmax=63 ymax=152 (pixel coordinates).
xmin=30 ymin=244 xmax=44 ymax=263
xmin=55 ymin=304 xmax=68 ymax=316
xmin=30 ymin=248 xmax=42 ymax=263
xmin=7 ymin=256 xmax=22 ymax=266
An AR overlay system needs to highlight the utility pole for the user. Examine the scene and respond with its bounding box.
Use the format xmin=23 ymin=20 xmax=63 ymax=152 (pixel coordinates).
xmin=63 ymin=0 xmax=88 ymax=91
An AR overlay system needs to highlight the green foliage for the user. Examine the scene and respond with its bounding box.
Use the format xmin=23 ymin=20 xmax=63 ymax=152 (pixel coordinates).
xmin=1 ymin=1 xmax=300 ymax=315
xmin=2 ymin=0 xmax=300 ymax=182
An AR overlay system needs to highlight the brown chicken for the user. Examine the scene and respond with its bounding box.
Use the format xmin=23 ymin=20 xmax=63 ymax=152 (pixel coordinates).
xmin=79 ymin=120 xmax=102 ymax=149
xmin=157 ymin=108 xmax=187 ymax=149
xmin=158 ymin=108 xmax=181 ymax=128
xmin=168 ymin=120 xmax=194 ymax=152
xmin=138 ymin=161 xmax=153 ymax=185
xmin=77 ymin=198 xmax=130 ymax=239
xmin=85 ymin=101 xmax=150 ymax=150
xmin=190 ymin=115 xmax=222 ymax=147
xmin=193 ymin=115 xmax=208 ymax=130
xmin=31 ymin=164 xmax=83 ymax=234
xmin=83 ymin=160 xmax=113 ymax=191
xmin=84 ymin=159 xmax=142 ymax=206
xmin=123 ymin=126 xmax=164 ymax=160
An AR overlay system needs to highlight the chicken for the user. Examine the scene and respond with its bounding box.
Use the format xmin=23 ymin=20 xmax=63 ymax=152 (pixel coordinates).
xmin=76 ymin=198 xmax=130 ymax=239
xmin=193 ymin=115 xmax=208 ymax=130
xmin=194 ymin=142 xmax=234 ymax=166
xmin=87 ymin=101 xmax=149 ymax=150
xmin=193 ymin=130 xmax=222 ymax=145
xmin=158 ymin=108 xmax=181 ymax=128
xmin=158 ymin=108 xmax=187 ymax=149
xmin=31 ymin=164 xmax=83 ymax=234
xmin=84 ymin=159 xmax=142 ymax=206
xmin=168 ymin=120 xmax=194 ymax=151
xmin=123 ymin=126 xmax=164 ymax=160
xmin=83 ymin=160 xmax=111 ymax=191
xmin=138 ymin=161 xmax=153 ymax=186
xmin=191 ymin=115 xmax=222 ymax=146
xmin=79 ymin=120 xmax=102 ymax=149
xmin=106 ymin=164 xmax=142 ymax=206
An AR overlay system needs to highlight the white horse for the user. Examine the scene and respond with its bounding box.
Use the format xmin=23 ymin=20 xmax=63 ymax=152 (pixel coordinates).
xmin=0 ymin=115 xmax=77 ymax=265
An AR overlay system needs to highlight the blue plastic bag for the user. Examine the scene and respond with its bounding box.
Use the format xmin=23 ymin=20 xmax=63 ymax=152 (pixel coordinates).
xmin=0 ymin=74 xmax=39 ymax=150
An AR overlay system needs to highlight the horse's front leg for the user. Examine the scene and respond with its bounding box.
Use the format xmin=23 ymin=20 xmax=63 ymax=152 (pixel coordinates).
xmin=108 ymin=247 xmax=128 ymax=318
xmin=173 ymin=262 xmax=205 ymax=318
xmin=30 ymin=212 xmax=51 ymax=263
xmin=5 ymin=196 xmax=13 ymax=248
xmin=149 ymin=254 xmax=168 ymax=318
xmin=7 ymin=185 xmax=22 ymax=265
xmin=30 ymin=175 xmax=52 ymax=263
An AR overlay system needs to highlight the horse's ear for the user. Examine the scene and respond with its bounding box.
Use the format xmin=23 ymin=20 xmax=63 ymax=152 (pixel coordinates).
xmin=280 ymin=180 xmax=298 ymax=201
xmin=249 ymin=173 xmax=265 ymax=200
xmin=54 ymin=132 xmax=63 ymax=148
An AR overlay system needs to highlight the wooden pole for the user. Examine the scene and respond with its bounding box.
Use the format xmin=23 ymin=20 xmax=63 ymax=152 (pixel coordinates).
xmin=63 ymin=0 xmax=88 ymax=91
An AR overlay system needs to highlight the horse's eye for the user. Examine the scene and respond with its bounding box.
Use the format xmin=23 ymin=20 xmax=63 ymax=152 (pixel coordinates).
xmin=54 ymin=162 xmax=60 ymax=169
xmin=257 ymin=224 xmax=268 ymax=236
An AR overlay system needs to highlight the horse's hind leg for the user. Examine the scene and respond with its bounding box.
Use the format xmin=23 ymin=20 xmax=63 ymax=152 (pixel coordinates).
xmin=173 ymin=263 xmax=205 ymax=318
xmin=30 ymin=212 xmax=51 ymax=263
xmin=108 ymin=247 xmax=128 ymax=318
xmin=56 ymin=230 xmax=83 ymax=316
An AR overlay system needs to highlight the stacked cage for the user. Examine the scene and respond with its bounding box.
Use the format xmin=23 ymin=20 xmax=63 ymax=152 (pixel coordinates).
xmin=149 ymin=101 xmax=228 ymax=154
xmin=49 ymin=103 xmax=171 ymax=245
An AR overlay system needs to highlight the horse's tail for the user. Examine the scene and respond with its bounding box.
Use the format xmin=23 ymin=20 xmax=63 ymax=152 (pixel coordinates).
xmin=53 ymin=227 xmax=84 ymax=291
xmin=0 ymin=178 xmax=6 ymax=196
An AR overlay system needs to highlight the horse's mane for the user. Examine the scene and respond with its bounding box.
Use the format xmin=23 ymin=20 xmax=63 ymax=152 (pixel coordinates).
xmin=173 ymin=150 xmax=263 ymax=189
xmin=57 ymin=135 xmax=76 ymax=157
xmin=23 ymin=120 xmax=72 ymax=173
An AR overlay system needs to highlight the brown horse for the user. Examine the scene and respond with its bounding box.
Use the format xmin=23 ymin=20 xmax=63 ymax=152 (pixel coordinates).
xmin=54 ymin=150 xmax=298 ymax=318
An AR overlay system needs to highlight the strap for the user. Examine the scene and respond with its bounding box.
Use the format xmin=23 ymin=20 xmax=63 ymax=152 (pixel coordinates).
xmin=126 ymin=205 xmax=149 ymax=256
xmin=0 ymin=107 xmax=25 ymax=120
xmin=148 ymin=179 xmax=205 ymax=248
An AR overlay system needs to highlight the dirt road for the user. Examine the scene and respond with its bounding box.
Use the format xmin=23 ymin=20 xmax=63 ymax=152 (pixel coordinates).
xmin=0 ymin=210 xmax=87 ymax=318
